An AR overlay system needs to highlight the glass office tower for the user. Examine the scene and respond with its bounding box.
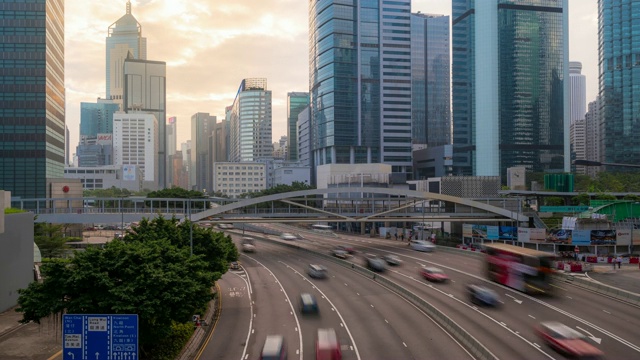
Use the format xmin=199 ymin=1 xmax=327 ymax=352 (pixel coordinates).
xmin=286 ymin=92 xmax=310 ymax=162
xmin=599 ymin=0 xmax=640 ymax=169
xmin=411 ymin=13 xmax=451 ymax=147
xmin=229 ymin=79 xmax=273 ymax=162
xmin=0 ymin=0 xmax=65 ymax=199
xmin=452 ymin=0 xmax=569 ymax=179
xmin=80 ymin=102 xmax=120 ymax=138
xmin=309 ymin=0 xmax=412 ymax=175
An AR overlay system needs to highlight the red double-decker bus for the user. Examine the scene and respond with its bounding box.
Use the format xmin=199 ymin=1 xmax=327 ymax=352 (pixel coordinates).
xmin=484 ymin=243 xmax=556 ymax=294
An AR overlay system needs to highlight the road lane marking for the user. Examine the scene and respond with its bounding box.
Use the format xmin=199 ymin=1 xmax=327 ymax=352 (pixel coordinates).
xmin=602 ymin=310 xmax=611 ymax=314
xmin=403 ymin=342 xmax=407 ymax=347
xmin=529 ymin=315 xmax=536 ymax=319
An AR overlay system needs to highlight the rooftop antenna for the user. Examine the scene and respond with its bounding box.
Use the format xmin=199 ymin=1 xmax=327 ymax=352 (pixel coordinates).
xmin=126 ymin=0 xmax=131 ymax=15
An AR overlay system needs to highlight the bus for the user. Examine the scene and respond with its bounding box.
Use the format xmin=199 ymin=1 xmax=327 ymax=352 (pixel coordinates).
xmin=311 ymin=224 xmax=333 ymax=234
xmin=484 ymin=243 xmax=556 ymax=295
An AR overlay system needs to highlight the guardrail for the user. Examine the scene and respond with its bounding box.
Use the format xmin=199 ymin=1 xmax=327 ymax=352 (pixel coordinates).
xmin=251 ymin=234 xmax=497 ymax=360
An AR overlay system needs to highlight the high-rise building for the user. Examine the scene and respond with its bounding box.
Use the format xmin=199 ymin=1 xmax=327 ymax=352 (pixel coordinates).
xmin=0 ymin=0 xmax=65 ymax=199
xmin=452 ymin=0 xmax=570 ymax=179
xmin=229 ymin=79 xmax=273 ymax=162
xmin=123 ymin=57 xmax=166 ymax=189
xmin=584 ymin=97 xmax=603 ymax=178
xmin=113 ymin=112 xmax=158 ymax=190
xmin=286 ymin=92 xmax=309 ymax=161
xmin=66 ymin=126 xmax=71 ymax=167
xmin=309 ymin=0 xmax=413 ymax=179
xmin=167 ymin=117 xmax=177 ymax=185
xmin=569 ymin=62 xmax=587 ymax=174
xmin=411 ymin=13 xmax=451 ymax=148
xmin=190 ymin=113 xmax=215 ymax=191
xmin=297 ymin=106 xmax=311 ymax=167
xmin=106 ymin=0 xmax=147 ymax=109
xmin=80 ymin=101 xmax=120 ymax=138
xmin=599 ymin=0 xmax=640 ymax=169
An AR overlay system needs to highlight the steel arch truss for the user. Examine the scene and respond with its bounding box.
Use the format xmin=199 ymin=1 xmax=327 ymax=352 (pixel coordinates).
xmin=192 ymin=188 xmax=528 ymax=225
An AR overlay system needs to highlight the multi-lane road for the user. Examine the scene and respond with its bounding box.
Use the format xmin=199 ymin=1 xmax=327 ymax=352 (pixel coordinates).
xmin=200 ymin=226 xmax=640 ymax=359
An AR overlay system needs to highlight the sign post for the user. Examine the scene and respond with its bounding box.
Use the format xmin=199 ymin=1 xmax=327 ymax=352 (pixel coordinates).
xmin=63 ymin=314 xmax=138 ymax=360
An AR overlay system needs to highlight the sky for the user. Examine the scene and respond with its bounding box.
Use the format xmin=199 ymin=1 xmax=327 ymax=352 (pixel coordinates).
xmin=64 ymin=0 xmax=598 ymax=155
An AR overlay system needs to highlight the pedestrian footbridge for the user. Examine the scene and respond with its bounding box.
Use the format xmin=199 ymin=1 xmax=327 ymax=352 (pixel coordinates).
xmin=12 ymin=188 xmax=528 ymax=226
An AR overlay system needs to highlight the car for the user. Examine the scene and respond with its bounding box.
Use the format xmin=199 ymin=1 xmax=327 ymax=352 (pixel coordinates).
xmin=382 ymin=254 xmax=402 ymax=266
xmin=242 ymin=243 xmax=255 ymax=253
xmin=364 ymin=254 xmax=386 ymax=272
xmin=336 ymin=245 xmax=356 ymax=254
xmin=420 ymin=267 xmax=449 ymax=282
xmin=299 ymin=293 xmax=319 ymax=314
xmin=331 ymin=249 xmax=350 ymax=259
xmin=261 ymin=335 xmax=287 ymax=360
xmin=307 ymin=264 xmax=328 ymax=279
xmin=410 ymin=240 xmax=436 ymax=252
xmin=229 ymin=261 xmax=240 ymax=270
xmin=316 ymin=328 xmax=342 ymax=360
xmin=466 ymin=284 xmax=500 ymax=306
xmin=535 ymin=321 xmax=604 ymax=359
xmin=280 ymin=233 xmax=297 ymax=241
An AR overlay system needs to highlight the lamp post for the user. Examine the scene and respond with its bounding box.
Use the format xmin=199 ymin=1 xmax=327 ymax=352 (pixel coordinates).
xmin=188 ymin=197 xmax=193 ymax=256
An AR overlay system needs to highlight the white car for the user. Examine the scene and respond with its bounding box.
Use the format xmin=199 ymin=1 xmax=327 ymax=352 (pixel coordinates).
xmin=410 ymin=240 xmax=436 ymax=252
xmin=280 ymin=233 xmax=297 ymax=241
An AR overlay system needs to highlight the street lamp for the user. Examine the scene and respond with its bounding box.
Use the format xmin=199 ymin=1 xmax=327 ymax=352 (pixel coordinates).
xmin=188 ymin=197 xmax=193 ymax=256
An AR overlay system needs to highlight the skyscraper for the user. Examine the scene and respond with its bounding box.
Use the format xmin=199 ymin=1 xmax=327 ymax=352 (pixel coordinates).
xmin=452 ymin=0 xmax=570 ymax=179
xmin=190 ymin=113 xmax=215 ymax=191
xmin=585 ymin=96 xmax=603 ymax=178
xmin=167 ymin=116 xmax=177 ymax=185
xmin=80 ymin=101 xmax=120 ymax=138
xmin=0 ymin=0 xmax=65 ymax=199
xmin=113 ymin=113 xmax=158 ymax=190
xmin=286 ymin=92 xmax=310 ymax=162
xmin=569 ymin=62 xmax=587 ymax=174
xmin=229 ymin=79 xmax=273 ymax=162
xmin=106 ymin=0 xmax=147 ymax=109
xmin=599 ymin=0 xmax=640 ymax=169
xmin=122 ymin=57 xmax=166 ymax=188
xmin=309 ymin=0 xmax=412 ymax=177
xmin=411 ymin=13 xmax=451 ymax=147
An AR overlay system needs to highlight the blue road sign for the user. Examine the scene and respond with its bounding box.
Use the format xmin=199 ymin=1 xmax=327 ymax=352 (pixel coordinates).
xmin=63 ymin=314 xmax=138 ymax=360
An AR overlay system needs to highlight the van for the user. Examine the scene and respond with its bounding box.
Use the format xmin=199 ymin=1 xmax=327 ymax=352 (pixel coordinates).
xmin=307 ymin=264 xmax=327 ymax=279
xmin=260 ymin=335 xmax=287 ymax=360
xmin=315 ymin=328 xmax=341 ymax=360
xmin=299 ymin=293 xmax=318 ymax=314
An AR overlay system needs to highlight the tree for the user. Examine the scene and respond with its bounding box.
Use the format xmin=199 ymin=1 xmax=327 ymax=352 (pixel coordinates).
xmin=18 ymin=238 xmax=214 ymax=358
xmin=571 ymin=193 xmax=591 ymax=206
xmin=34 ymin=223 xmax=69 ymax=259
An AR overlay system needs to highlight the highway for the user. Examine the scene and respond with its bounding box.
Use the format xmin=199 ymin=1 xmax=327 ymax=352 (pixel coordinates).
xmin=200 ymin=225 xmax=640 ymax=359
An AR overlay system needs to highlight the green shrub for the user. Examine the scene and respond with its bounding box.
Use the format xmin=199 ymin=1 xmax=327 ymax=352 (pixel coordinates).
xmin=4 ymin=208 xmax=27 ymax=214
xmin=144 ymin=321 xmax=194 ymax=360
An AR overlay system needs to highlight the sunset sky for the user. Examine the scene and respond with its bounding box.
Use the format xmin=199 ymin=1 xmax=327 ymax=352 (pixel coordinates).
xmin=64 ymin=0 xmax=598 ymax=154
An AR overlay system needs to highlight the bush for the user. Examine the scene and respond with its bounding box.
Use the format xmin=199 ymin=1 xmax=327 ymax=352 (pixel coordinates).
xmin=144 ymin=321 xmax=194 ymax=360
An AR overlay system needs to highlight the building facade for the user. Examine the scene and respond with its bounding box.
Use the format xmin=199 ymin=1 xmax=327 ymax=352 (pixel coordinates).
xmin=309 ymin=0 xmax=413 ymax=180
xmin=190 ymin=113 xmax=216 ymax=191
xmin=411 ymin=13 xmax=451 ymax=147
xmin=229 ymin=79 xmax=273 ymax=162
xmin=569 ymin=61 xmax=587 ymax=174
xmin=297 ymin=106 xmax=311 ymax=167
xmin=113 ymin=113 xmax=158 ymax=190
xmin=0 ymin=0 xmax=65 ymax=199
xmin=599 ymin=0 xmax=640 ymax=169
xmin=106 ymin=0 xmax=147 ymax=109
xmin=452 ymin=0 xmax=570 ymax=180
xmin=166 ymin=116 xmax=177 ymax=186
xmin=76 ymin=134 xmax=113 ymax=167
xmin=286 ymin=92 xmax=310 ymax=162
xmin=212 ymin=162 xmax=266 ymax=198
xmin=584 ymin=96 xmax=603 ymax=178
xmin=123 ymin=57 xmax=166 ymax=189
xmin=80 ymin=101 xmax=120 ymax=138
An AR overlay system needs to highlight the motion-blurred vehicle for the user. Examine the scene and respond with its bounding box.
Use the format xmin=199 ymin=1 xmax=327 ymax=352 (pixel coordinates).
xmin=484 ymin=243 xmax=555 ymax=294
xmin=261 ymin=335 xmax=287 ymax=360
xmin=364 ymin=254 xmax=386 ymax=272
xmin=336 ymin=245 xmax=356 ymax=254
xmin=307 ymin=264 xmax=328 ymax=279
xmin=535 ymin=321 xmax=604 ymax=359
xmin=316 ymin=328 xmax=342 ymax=360
xmin=280 ymin=233 xmax=297 ymax=241
xmin=410 ymin=240 xmax=436 ymax=252
xmin=382 ymin=254 xmax=402 ymax=266
xmin=229 ymin=261 xmax=240 ymax=270
xmin=420 ymin=267 xmax=449 ymax=282
xmin=299 ymin=293 xmax=319 ymax=314
xmin=466 ymin=284 xmax=500 ymax=306
xmin=241 ymin=238 xmax=256 ymax=252
xmin=331 ymin=248 xmax=350 ymax=259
